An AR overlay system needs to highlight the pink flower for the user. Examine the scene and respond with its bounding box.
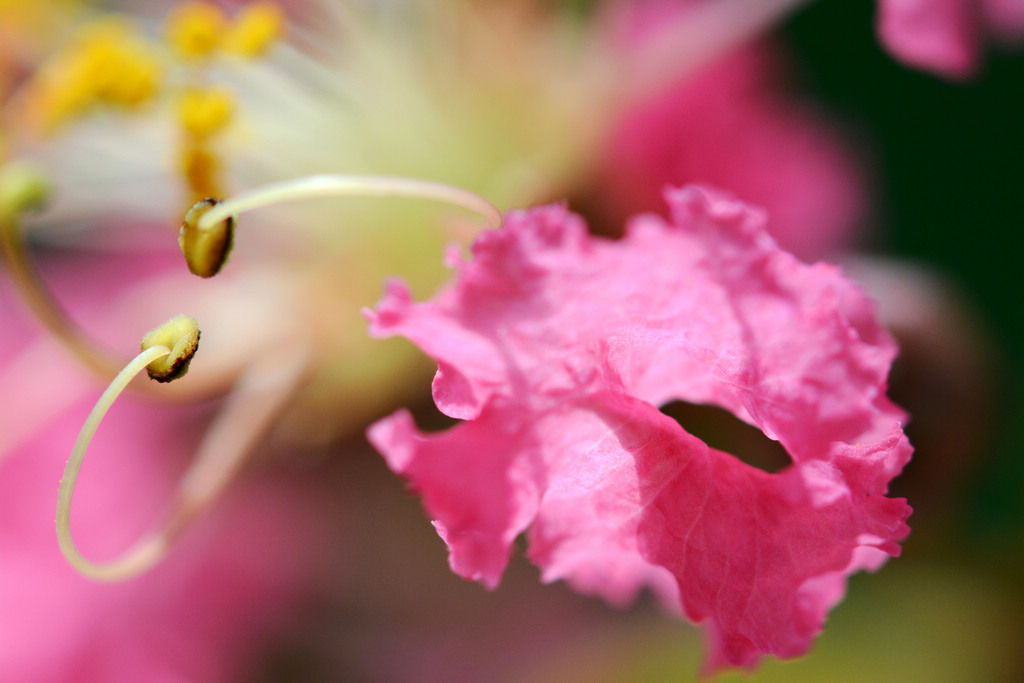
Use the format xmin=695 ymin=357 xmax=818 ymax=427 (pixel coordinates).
xmin=591 ymin=41 xmax=866 ymax=262
xmin=877 ymin=0 xmax=1024 ymax=78
xmin=366 ymin=186 xmax=912 ymax=672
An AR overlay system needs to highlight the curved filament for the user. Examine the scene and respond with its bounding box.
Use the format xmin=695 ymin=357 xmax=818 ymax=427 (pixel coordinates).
xmin=55 ymin=343 xmax=310 ymax=581
xmin=198 ymin=174 xmax=504 ymax=232
xmin=1 ymin=210 xmax=126 ymax=379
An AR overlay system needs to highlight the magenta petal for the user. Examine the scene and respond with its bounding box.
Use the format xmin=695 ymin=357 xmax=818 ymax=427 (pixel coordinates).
xmin=877 ymin=0 xmax=981 ymax=78
xmin=369 ymin=408 xmax=542 ymax=588
xmin=367 ymin=186 xmax=911 ymax=672
xmin=593 ymin=38 xmax=867 ymax=262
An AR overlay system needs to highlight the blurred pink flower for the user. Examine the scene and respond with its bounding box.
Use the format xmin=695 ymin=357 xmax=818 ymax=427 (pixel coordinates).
xmin=877 ymin=0 xmax=1024 ymax=78
xmin=590 ymin=40 xmax=866 ymax=261
xmin=366 ymin=186 xmax=912 ymax=673
xmin=603 ymin=0 xmax=1024 ymax=82
xmin=0 ymin=267 xmax=333 ymax=682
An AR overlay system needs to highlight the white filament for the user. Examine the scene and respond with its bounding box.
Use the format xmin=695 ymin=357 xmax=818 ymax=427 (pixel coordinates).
xmin=198 ymin=174 xmax=503 ymax=231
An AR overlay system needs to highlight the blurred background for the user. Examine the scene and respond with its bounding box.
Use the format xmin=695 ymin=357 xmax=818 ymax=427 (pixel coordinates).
xmin=1 ymin=1 xmax=1023 ymax=681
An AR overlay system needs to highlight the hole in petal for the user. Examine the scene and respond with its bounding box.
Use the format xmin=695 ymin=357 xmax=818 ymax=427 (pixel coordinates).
xmin=659 ymin=401 xmax=791 ymax=474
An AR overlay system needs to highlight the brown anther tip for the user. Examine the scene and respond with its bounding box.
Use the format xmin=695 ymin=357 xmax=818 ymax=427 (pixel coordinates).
xmin=178 ymin=198 xmax=234 ymax=278
xmin=141 ymin=315 xmax=201 ymax=382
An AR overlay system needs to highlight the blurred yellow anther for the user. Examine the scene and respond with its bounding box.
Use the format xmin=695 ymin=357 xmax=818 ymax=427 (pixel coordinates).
xmin=140 ymin=315 xmax=201 ymax=382
xmin=179 ymin=144 xmax=223 ymax=200
xmin=165 ymin=1 xmax=226 ymax=60
xmin=179 ymin=197 xmax=234 ymax=277
xmin=223 ymin=2 xmax=284 ymax=57
xmin=177 ymin=87 xmax=235 ymax=138
xmin=93 ymin=53 xmax=160 ymax=108
xmin=28 ymin=17 xmax=161 ymax=131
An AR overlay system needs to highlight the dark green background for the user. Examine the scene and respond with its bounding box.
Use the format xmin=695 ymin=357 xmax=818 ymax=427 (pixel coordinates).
xmin=786 ymin=2 xmax=1024 ymax=541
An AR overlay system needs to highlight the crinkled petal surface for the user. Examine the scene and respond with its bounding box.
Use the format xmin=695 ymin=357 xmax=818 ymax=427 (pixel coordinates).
xmin=366 ymin=186 xmax=912 ymax=672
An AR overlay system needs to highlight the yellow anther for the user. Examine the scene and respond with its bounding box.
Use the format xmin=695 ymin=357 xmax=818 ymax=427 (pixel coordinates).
xmin=140 ymin=314 xmax=201 ymax=382
xmin=179 ymin=144 xmax=224 ymax=200
xmin=72 ymin=20 xmax=161 ymax=107
xmin=91 ymin=48 xmax=161 ymax=108
xmin=223 ymin=2 xmax=284 ymax=57
xmin=30 ymin=64 xmax=95 ymax=131
xmin=179 ymin=197 xmax=234 ymax=278
xmin=177 ymin=87 xmax=235 ymax=138
xmin=164 ymin=1 xmax=226 ymax=60
xmin=26 ymin=17 xmax=161 ymax=131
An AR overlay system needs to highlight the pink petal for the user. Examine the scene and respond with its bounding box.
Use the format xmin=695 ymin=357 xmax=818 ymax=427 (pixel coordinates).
xmin=367 ymin=186 xmax=911 ymax=672
xmin=593 ymin=40 xmax=867 ymax=262
xmin=984 ymin=0 xmax=1024 ymax=43
xmin=877 ymin=0 xmax=981 ymax=78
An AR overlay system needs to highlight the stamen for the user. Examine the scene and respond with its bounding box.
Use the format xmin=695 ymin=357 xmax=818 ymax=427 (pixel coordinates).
xmin=179 ymin=197 xmax=235 ymax=278
xmin=176 ymin=86 xmax=236 ymax=139
xmin=174 ymin=88 xmax=235 ymax=203
xmin=55 ymin=318 xmax=309 ymax=582
xmin=0 ymin=165 xmax=125 ymax=377
xmin=141 ymin=314 xmax=201 ymax=382
xmin=178 ymin=175 xmax=500 ymax=278
xmin=23 ymin=17 xmax=162 ymax=133
xmin=55 ymin=316 xmax=200 ymax=582
xmin=179 ymin=144 xmax=224 ymax=201
xmin=164 ymin=1 xmax=226 ymax=61
xmin=223 ymin=2 xmax=285 ymax=58
xmin=201 ymin=175 xmax=503 ymax=231
xmin=180 ymin=174 xmax=503 ymax=276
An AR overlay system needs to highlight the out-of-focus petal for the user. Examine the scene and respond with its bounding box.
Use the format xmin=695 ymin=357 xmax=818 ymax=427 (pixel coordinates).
xmin=0 ymin=394 xmax=330 ymax=682
xmin=591 ymin=42 xmax=867 ymax=261
xmin=876 ymin=0 xmax=1024 ymax=76
xmin=984 ymin=0 xmax=1024 ymax=41
xmin=877 ymin=0 xmax=980 ymax=78
xmin=589 ymin=0 xmax=866 ymax=261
